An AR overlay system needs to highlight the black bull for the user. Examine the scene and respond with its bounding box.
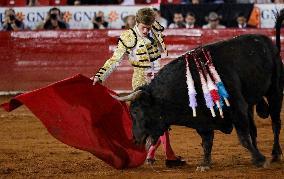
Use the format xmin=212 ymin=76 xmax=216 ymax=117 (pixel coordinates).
xmin=114 ymin=13 xmax=284 ymax=169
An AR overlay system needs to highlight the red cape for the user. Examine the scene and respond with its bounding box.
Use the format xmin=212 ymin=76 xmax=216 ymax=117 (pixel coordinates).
xmin=1 ymin=74 xmax=146 ymax=169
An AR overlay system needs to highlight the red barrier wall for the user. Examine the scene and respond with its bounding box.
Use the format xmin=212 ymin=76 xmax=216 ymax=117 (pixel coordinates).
xmin=0 ymin=29 xmax=283 ymax=93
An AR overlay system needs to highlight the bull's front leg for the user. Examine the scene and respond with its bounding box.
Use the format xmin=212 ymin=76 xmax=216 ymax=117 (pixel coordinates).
xmin=196 ymin=130 xmax=214 ymax=172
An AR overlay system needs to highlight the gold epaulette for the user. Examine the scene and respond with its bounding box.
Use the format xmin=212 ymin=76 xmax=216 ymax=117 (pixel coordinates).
xmin=152 ymin=21 xmax=164 ymax=32
xmin=119 ymin=29 xmax=137 ymax=49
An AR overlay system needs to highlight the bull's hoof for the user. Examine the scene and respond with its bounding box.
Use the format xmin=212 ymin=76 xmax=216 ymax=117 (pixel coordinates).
xmin=271 ymin=154 xmax=283 ymax=163
xmin=145 ymin=158 xmax=156 ymax=165
xmin=262 ymin=160 xmax=270 ymax=168
xmin=196 ymin=166 xmax=210 ymax=172
xmin=253 ymin=157 xmax=270 ymax=168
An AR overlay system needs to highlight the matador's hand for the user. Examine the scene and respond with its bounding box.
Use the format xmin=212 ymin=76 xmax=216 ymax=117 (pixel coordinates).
xmin=91 ymin=76 xmax=100 ymax=85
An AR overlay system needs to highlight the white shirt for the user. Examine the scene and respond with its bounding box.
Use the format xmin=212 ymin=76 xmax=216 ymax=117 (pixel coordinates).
xmin=157 ymin=17 xmax=168 ymax=28
xmin=186 ymin=24 xmax=195 ymax=29
xmin=168 ymin=23 xmax=185 ymax=29
xmin=202 ymin=24 xmax=226 ymax=29
xmin=120 ymin=0 xmax=135 ymax=5
xmin=238 ymin=23 xmax=247 ymax=28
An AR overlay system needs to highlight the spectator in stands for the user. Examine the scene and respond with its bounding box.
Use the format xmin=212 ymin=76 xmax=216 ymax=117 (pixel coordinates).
xmin=121 ymin=15 xmax=136 ymax=29
xmin=191 ymin=0 xmax=201 ymax=4
xmin=202 ymin=12 xmax=225 ymax=29
xmin=160 ymin=0 xmax=182 ymax=3
xmin=120 ymin=0 xmax=135 ymax=5
xmin=73 ymin=0 xmax=81 ymax=5
xmin=273 ymin=0 xmax=284 ymax=3
xmin=2 ymin=8 xmax=25 ymax=31
xmin=234 ymin=13 xmax=255 ymax=29
xmin=181 ymin=0 xmax=201 ymax=3
xmin=236 ymin=0 xmax=254 ymax=2
xmin=203 ymin=0 xmax=224 ymax=3
xmin=37 ymin=7 xmax=68 ymax=30
xmin=28 ymin=0 xmax=40 ymax=6
xmin=185 ymin=12 xmax=198 ymax=28
xmin=253 ymin=0 xmax=271 ymax=3
xmin=153 ymin=8 xmax=168 ymax=28
xmin=168 ymin=12 xmax=185 ymax=28
xmin=90 ymin=11 xmax=109 ymax=29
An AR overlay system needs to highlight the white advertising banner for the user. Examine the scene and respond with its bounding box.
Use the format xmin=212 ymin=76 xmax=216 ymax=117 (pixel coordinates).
xmin=0 ymin=5 xmax=159 ymax=30
xmin=255 ymin=4 xmax=284 ymax=28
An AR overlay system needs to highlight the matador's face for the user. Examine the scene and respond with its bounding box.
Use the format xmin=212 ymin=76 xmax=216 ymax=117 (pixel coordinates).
xmin=137 ymin=23 xmax=152 ymax=37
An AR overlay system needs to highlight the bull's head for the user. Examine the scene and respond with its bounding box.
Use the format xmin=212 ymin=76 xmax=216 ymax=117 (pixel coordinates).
xmin=112 ymin=90 xmax=166 ymax=146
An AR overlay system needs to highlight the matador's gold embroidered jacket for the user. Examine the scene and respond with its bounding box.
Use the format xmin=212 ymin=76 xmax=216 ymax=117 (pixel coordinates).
xmin=94 ymin=21 xmax=167 ymax=89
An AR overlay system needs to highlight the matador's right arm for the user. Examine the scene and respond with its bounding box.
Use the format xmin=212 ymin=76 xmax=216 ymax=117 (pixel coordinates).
xmin=94 ymin=29 xmax=137 ymax=82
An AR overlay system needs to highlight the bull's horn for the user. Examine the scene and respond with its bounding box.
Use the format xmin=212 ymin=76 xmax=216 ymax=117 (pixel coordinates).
xmin=111 ymin=90 xmax=142 ymax=101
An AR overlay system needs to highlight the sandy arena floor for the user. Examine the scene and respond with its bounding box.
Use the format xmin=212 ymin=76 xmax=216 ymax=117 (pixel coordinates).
xmin=0 ymin=96 xmax=283 ymax=178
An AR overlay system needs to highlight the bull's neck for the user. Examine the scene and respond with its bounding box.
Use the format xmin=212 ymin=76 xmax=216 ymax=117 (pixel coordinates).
xmin=157 ymin=98 xmax=190 ymax=127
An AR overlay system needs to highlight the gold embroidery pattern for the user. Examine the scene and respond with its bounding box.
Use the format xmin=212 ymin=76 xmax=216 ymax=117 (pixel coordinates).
xmin=94 ymin=24 xmax=167 ymax=85
xmin=132 ymin=67 xmax=148 ymax=90
xmin=95 ymin=39 xmax=127 ymax=81
xmin=119 ymin=29 xmax=137 ymax=48
xmin=95 ymin=29 xmax=140 ymax=81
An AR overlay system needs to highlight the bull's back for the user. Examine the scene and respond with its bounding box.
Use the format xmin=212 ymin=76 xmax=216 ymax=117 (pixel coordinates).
xmin=148 ymin=34 xmax=280 ymax=132
xmin=206 ymin=34 xmax=278 ymax=104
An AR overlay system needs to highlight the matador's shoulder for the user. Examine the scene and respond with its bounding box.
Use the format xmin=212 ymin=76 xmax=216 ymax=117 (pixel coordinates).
xmin=119 ymin=29 xmax=137 ymax=49
xmin=152 ymin=21 xmax=165 ymax=32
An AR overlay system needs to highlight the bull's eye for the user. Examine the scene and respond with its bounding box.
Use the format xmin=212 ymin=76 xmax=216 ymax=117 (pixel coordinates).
xmin=132 ymin=110 xmax=137 ymax=116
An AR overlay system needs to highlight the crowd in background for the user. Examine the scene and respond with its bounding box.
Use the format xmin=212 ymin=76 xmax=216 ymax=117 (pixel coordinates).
xmin=2 ymin=7 xmax=68 ymax=30
xmin=0 ymin=8 xmax=260 ymax=30
xmin=31 ymin=0 xmax=284 ymax=6
xmin=0 ymin=6 xmax=260 ymax=31
xmin=1 ymin=0 xmax=282 ymax=7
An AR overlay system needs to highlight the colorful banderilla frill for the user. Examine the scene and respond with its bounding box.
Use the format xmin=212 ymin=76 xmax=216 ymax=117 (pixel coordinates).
xmin=192 ymin=52 xmax=216 ymax=117
xmin=185 ymin=54 xmax=197 ymax=117
xmin=184 ymin=48 xmax=230 ymax=118
xmin=202 ymin=48 xmax=230 ymax=107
